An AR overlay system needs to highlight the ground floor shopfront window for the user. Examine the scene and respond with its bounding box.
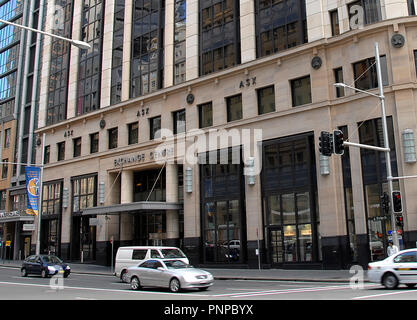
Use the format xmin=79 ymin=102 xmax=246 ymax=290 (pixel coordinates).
xmin=262 ymin=133 xmax=319 ymax=265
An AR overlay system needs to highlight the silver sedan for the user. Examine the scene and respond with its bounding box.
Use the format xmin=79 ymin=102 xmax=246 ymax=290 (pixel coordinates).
xmin=125 ymin=259 xmax=214 ymax=292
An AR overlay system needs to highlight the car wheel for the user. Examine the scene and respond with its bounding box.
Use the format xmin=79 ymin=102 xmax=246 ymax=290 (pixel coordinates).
xmin=41 ymin=269 xmax=49 ymax=278
xmin=382 ymin=273 xmax=398 ymax=289
xmin=169 ymin=278 xmax=181 ymax=293
xmin=21 ymin=268 xmax=27 ymax=277
xmin=406 ymin=284 xmax=416 ymax=288
xmin=121 ymin=270 xmax=128 ymax=283
xmin=130 ymin=276 xmax=141 ymax=291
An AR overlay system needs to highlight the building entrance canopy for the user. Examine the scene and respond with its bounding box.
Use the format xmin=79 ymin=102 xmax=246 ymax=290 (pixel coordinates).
xmin=81 ymin=201 xmax=183 ymax=216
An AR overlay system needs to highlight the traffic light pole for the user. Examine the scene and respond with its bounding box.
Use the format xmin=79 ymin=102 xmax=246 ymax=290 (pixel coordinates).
xmin=374 ymin=43 xmax=399 ymax=249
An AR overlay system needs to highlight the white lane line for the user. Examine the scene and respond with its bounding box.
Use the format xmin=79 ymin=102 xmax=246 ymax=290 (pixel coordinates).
xmin=353 ymin=289 xmax=417 ymax=300
xmin=0 ymin=281 xmax=209 ymax=297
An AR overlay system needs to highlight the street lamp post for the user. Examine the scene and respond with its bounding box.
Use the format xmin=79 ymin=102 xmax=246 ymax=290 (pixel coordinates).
xmin=0 ymin=18 xmax=91 ymax=50
xmin=334 ymin=42 xmax=399 ymax=249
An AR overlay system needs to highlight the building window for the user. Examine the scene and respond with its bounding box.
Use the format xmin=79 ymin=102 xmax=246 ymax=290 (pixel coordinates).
xmin=44 ymin=145 xmax=50 ymax=164
xmin=198 ymin=102 xmax=213 ymax=128
xmin=174 ymin=0 xmax=186 ymax=84
xmin=348 ymin=0 xmax=381 ymax=29
xmin=353 ymin=56 xmax=388 ymax=91
xmin=408 ymin=0 xmax=416 ymax=15
xmin=131 ymin=0 xmax=165 ymax=98
xmin=200 ymin=0 xmax=241 ymax=76
xmin=128 ymin=122 xmax=139 ymax=145
xmin=57 ymin=142 xmax=65 ymax=161
xmin=330 ymin=9 xmax=339 ymax=36
xmin=111 ymin=0 xmax=125 ymax=105
xmin=257 ymin=86 xmax=275 ymax=115
xmin=3 ymin=128 xmax=10 ymax=148
xmin=108 ymin=128 xmax=118 ymax=149
xmin=226 ymin=94 xmax=242 ymax=122
xmin=90 ymin=132 xmax=99 ymax=154
xmin=73 ymin=137 xmax=81 ymax=158
xmin=134 ymin=169 xmax=166 ymax=201
xmin=72 ymin=174 xmax=97 ymax=213
xmin=0 ymin=190 xmax=6 ymax=210
xmin=150 ymin=116 xmax=161 ymax=140
xmin=255 ymin=0 xmax=307 ymax=58
xmin=1 ymin=158 xmax=7 ymax=179
xmin=291 ymin=75 xmax=311 ymax=107
xmin=42 ymin=181 xmax=62 ymax=216
xmin=173 ymin=109 xmax=186 ymax=134
xmin=334 ymin=67 xmax=344 ymax=97
xmin=47 ymin=0 xmax=73 ymax=125
xmin=77 ymin=0 xmax=104 ymax=115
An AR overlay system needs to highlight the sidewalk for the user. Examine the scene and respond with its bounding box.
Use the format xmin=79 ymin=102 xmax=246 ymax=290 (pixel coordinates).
xmin=0 ymin=260 xmax=359 ymax=282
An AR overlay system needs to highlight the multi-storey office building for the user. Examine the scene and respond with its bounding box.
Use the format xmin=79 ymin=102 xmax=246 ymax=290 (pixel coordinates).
xmin=33 ymin=0 xmax=417 ymax=269
xmin=0 ymin=0 xmax=46 ymax=260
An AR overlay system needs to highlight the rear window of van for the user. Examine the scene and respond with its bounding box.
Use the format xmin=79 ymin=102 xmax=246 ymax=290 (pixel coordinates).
xmin=132 ymin=249 xmax=147 ymax=260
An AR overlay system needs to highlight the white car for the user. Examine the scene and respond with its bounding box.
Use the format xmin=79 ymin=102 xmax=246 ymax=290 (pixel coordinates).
xmin=367 ymin=248 xmax=417 ymax=289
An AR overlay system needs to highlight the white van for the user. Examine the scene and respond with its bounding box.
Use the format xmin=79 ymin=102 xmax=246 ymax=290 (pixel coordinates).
xmin=114 ymin=246 xmax=189 ymax=282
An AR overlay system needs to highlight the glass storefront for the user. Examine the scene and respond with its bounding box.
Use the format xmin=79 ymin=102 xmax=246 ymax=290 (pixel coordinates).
xmin=262 ymin=134 xmax=318 ymax=265
xmin=200 ymin=148 xmax=246 ymax=264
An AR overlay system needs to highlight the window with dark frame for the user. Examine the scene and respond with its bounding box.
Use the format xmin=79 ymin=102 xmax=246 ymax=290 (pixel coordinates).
xmin=226 ymin=94 xmax=242 ymax=122
xmin=408 ymin=0 xmax=416 ymax=15
xmin=73 ymin=137 xmax=81 ymax=158
xmin=330 ymin=9 xmax=339 ymax=36
xmin=173 ymin=109 xmax=186 ymax=134
xmin=334 ymin=67 xmax=344 ymax=97
xmin=57 ymin=142 xmax=65 ymax=161
xmin=255 ymin=0 xmax=307 ymax=58
xmin=128 ymin=122 xmax=139 ymax=145
xmin=47 ymin=0 xmax=73 ymax=125
xmin=42 ymin=181 xmax=62 ymax=216
xmin=108 ymin=127 xmax=118 ymax=149
xmin=131 ymin=0 xmax=165 ymax=98
xmin=200 ymin=0 xmax=241 ymax=76
xmin=198 ymin=102 xmax=213 ymax=128
xmin=3 ymin=128 xmax=10 ymax=148
xmin=174 ymin=0 xmax=186 ymax=84
xmin=257 ymin=86 xmax=275 ymax=115
xmin=353 ymin=55 xmax=388 ymax=91
xmin=77 ymin=0 xmax=105 ymax=116
xmin=72 ymin=174 xmax=97 ymax=213
xmin=150 ymin=116 xmax=161 ymax=140
xmin=0 ymin=190 xmax=6 ymax=210
xmin=348 ymin=0 xmax=381 ymax=29
xmin=44 ymin=145 xmax=50 ymax=164
xmin=111 ymin=0 xmax=125 ymax=105
xmin=291 ymin=75 xmax=311 ymax=107
xmin=90 ymin=132 xmax=99 ymax=154
xmin=1 ymin=158 xmax=7 ymax=179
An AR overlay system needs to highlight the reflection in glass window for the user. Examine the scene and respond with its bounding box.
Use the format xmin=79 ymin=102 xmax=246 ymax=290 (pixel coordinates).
xmin=257 ymin=86 xmax=275 ymax=114
xmin=72 ymin=175 xmax=97 ymax=213
xmin=226 ymin=94 xmax=242 ymax=122
xmin=174 ymin=0 xmax=186 ymax=84
xmin=111 ymin=0 xmax=125 ymax=105
xmin=198 ymin=102 xmax=213 ymax=128
xmin=291 ymin=75 xmax=311 ymax=107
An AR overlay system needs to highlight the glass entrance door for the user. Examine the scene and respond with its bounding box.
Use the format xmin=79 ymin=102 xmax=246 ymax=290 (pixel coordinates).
xmin=268 ymin=227 xmax=283 ymax=264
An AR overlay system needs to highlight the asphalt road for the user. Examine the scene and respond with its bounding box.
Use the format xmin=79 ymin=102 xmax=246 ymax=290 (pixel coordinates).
xmin=0 ymin=265 xmax=417 ymax=301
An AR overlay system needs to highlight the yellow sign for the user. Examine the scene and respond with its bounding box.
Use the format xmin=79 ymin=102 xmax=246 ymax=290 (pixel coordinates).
xmin=5 ymin=241 xmax=11 ymax=247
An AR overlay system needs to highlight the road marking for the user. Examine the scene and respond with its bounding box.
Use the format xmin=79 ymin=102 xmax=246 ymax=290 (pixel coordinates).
xmin=0 ymin=280 xmax=209 ymax=297
xmin=353 ymin=289 xmax=417 ymax=300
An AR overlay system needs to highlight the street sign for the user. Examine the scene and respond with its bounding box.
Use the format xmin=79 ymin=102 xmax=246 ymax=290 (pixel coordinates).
xmin=372 ymin=216 xmax=389 ymax=222
xmin=23 ymin=224 xmax=35 ymax=231
xmin=89 ymin=218 xmax=99 ymax=226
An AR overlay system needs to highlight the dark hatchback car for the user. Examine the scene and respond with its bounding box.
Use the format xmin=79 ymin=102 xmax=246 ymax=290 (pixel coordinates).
xmin=21 ymin=255 xmax=71 ymax=278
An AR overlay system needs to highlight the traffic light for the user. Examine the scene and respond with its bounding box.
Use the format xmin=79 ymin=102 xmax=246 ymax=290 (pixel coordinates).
xmin=319 ymin=131 xmax=333 ymax=157
xmin=392 ymin=191 xmax=402 ymax=213
xmin=333 ymin=130 xmax=344 ymax=155
xmin=380 ymin=192 xmax=389 ymax=214
xmin=396 ymin=215 xmax=404 ymax=228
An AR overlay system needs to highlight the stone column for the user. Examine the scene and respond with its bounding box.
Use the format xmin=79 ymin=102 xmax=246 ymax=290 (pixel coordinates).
xmin=186 ymin=0 xmax=199 ymax=81
xmin=164 ymin=0 xmax=175 ymax=88
xmin=305 ymin=0 xmax=326 ymax=42
xmin=120 ymin=170 xmax=134 ymax=243
xmin=240 ymin=0 xmax=256 ymax=63
xmin=121 ymin=0 xmax=133 ymax=101
xmin=166 ymin=163 xmax=179 ymax=245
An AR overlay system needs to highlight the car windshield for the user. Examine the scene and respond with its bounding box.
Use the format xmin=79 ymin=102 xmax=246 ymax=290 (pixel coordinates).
xmin=164 ymin=260 xmax=191 ymax=269
xmin=161 ymin=249 xmax=186 ymax=258
xmin=41 ymin=256 xmax=63 ymax=264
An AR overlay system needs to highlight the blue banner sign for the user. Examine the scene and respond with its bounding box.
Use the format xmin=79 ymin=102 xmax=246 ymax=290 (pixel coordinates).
xmin=25 ymin=166 xmax=40 ymax=216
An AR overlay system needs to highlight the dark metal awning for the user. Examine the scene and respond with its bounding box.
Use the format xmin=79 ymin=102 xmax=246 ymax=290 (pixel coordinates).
xmin=81 ymin=201 xmax=183 ymax=216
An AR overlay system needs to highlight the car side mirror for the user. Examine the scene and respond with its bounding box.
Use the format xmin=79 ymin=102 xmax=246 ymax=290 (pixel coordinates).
xmin=157 ymin=267 xmax=165 ymax=271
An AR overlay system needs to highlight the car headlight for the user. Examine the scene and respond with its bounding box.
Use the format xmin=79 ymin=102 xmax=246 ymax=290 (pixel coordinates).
xmin=47 ymin=266 xmax=56 ymax=272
